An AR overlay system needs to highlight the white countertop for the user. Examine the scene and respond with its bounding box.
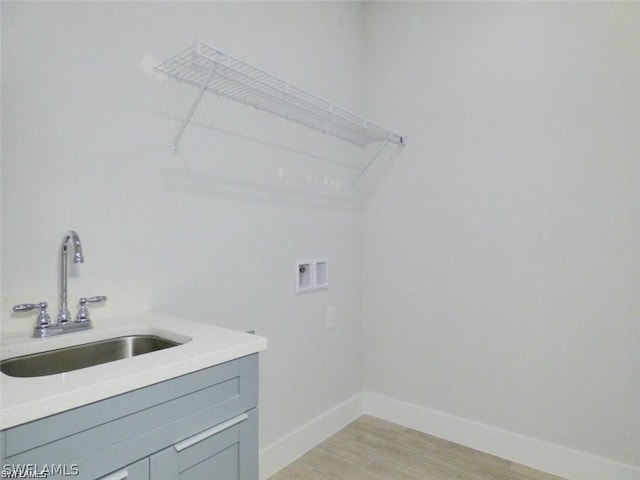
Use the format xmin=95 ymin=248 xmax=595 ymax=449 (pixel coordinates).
xmin=0 ymin=312 xmax=267 ymax=430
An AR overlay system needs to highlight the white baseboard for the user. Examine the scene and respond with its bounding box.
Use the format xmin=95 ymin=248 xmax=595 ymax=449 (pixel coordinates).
xmin=258 ymin=391 xmax=638 ymax=480
xmin=259 ymin=393 xmax=364 ymax=480
xmin=363 ymin=392 xmax=640 ymax=480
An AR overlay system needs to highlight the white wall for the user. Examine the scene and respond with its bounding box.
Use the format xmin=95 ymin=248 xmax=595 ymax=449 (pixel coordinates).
xmin=3 ymin=2 xmax=639 ymax=478
xmin=362 ymin=1 xmax=639 ymax=472
xmin=1 ymin=0 xmax=363 ymax=453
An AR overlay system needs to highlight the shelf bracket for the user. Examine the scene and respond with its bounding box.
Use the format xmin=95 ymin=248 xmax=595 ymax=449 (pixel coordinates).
xmin=352 ymin=140 xmax=390 ymax=186
xmin=173 ymin=62 xmax=217 ymax=150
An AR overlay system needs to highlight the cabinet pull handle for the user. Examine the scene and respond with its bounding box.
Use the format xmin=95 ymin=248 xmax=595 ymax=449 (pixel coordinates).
xmin=101 ymin=469 xmax=128 ymax=480
xmin=174 ymin=413 xmax=249 ymax=452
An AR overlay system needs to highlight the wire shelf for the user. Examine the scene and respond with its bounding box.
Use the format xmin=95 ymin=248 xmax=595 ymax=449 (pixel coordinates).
xmin=155 ymin=42 xmax=405 ymax=148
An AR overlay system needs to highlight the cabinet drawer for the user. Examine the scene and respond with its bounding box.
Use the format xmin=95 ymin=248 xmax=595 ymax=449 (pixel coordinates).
xmin=150 ymin=409 xmax=258 ymax=480
xmin=1 ymin=354 xmax=258 ymax=480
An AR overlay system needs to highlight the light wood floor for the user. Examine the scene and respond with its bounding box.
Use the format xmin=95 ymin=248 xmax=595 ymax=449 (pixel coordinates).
xmin=269 ymin=415 xmax=566 ymax=480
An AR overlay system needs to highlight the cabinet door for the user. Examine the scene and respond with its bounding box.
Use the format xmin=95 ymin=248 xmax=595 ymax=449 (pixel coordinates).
xmin=98 ymin=458 xmax=149 ymax=480
xmin=150 ymin=409 xmax=257 ymax=480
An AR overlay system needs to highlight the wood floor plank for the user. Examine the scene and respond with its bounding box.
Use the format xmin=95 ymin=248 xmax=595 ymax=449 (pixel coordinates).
xmin=268 ymin=415 xmax=566 ymax=480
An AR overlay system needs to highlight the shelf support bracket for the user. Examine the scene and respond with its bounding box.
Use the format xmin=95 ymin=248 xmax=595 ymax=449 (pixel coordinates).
xmin=173 ymin=63 xmax=217 ymax=150
xmin=352 ymin=140 xmax=390 ymax=186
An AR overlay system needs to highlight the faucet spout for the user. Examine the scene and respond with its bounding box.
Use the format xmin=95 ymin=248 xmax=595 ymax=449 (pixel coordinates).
xmin=58 ymin=230 xmax=84 ymax=324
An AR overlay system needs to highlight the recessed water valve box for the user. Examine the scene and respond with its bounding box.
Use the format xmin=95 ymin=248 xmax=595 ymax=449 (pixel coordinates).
xmin=314 ymin=259 xmax=329 ymax=290
xmin=295 ymin=261 xmax=313 ymax=294
xmin=295 ymin=258 xmax=329 ymax=294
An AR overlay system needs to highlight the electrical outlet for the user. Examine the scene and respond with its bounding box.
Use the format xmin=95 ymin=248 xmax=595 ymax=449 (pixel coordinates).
xmin=326 ymin=306 xmax=336 ymax=330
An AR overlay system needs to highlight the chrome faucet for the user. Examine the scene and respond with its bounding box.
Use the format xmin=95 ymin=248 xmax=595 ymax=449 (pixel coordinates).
xmin=57 ymin=230 xmax=84 ymax=324
xmin=12 ymin=230 xmax=107 ymax=338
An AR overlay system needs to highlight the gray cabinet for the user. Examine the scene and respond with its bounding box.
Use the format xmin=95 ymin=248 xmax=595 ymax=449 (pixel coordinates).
xmin=1 ymin=354 xmax=259 ymax=480
xmin=99 ymin=459 xmax=149 ymax=480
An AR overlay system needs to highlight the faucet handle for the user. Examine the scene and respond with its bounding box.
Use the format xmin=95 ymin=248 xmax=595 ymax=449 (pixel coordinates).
xmin=76 ymin=296 xmax=107 ymax=323
xmin=13 ymin=302 xmax=52 ymax=327
xmin=86 ymin=295 xmax=107 ymax=303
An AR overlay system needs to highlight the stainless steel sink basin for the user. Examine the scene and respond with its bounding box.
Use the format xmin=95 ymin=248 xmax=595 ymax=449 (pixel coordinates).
xmin=0 ymin=335 xmax=183 ymax=378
